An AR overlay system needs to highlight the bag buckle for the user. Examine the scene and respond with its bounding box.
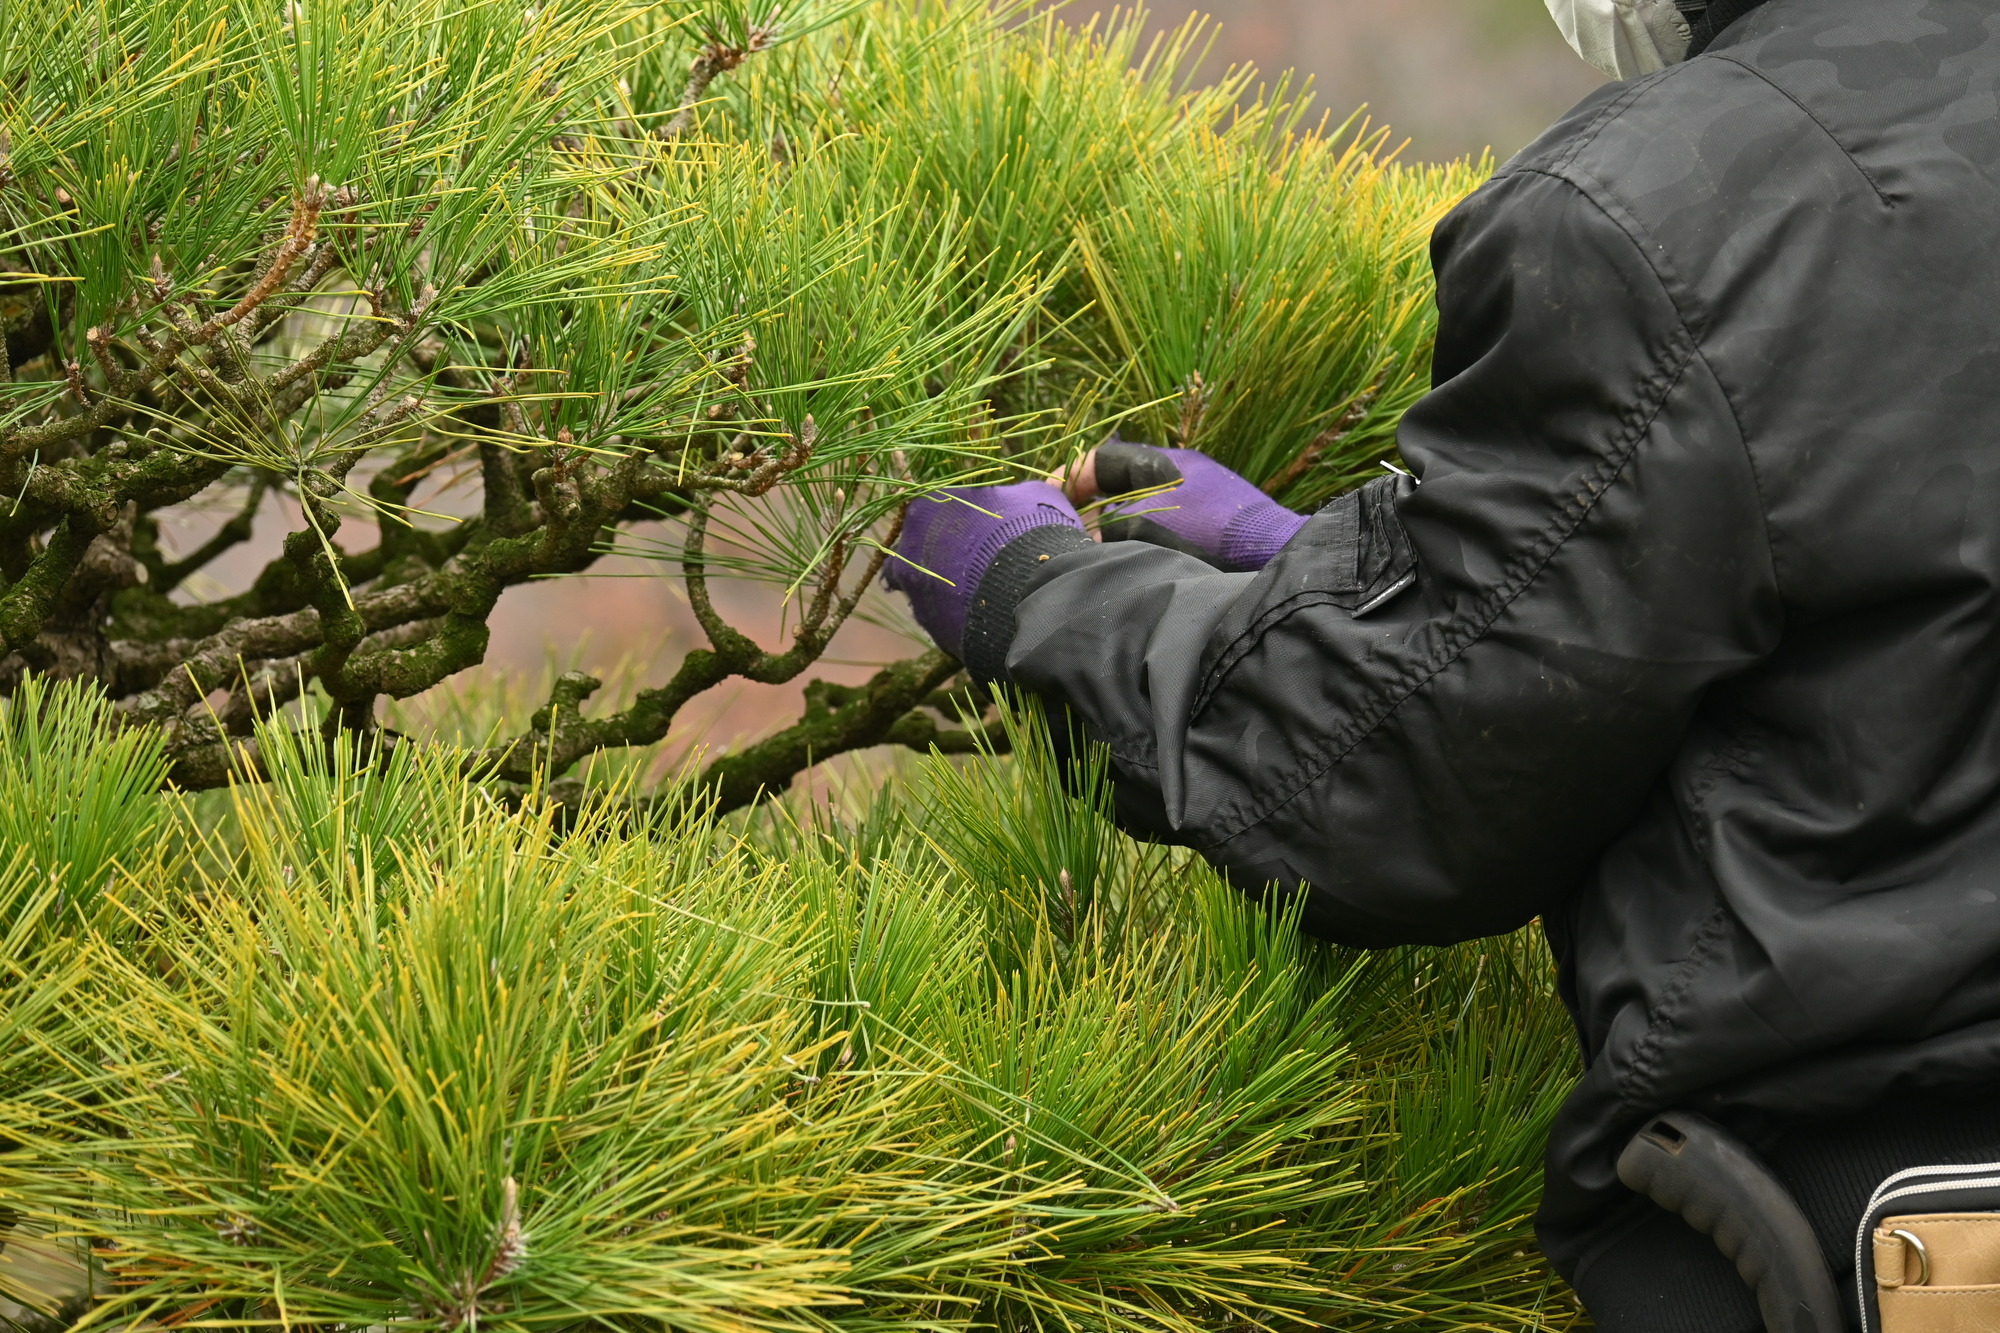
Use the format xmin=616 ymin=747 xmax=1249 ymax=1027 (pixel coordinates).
xmin=1879 ymin=1228 xmax=1932 ymax=1288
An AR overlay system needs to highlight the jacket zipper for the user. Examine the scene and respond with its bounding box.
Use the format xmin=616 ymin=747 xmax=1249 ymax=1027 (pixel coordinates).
xmin=1854 ymin=1165 xmax=2000 ymax=1333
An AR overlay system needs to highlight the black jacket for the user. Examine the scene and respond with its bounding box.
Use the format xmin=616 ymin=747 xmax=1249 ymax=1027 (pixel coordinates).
xmin=989 ymin=0 xmax=2000 ymax=1276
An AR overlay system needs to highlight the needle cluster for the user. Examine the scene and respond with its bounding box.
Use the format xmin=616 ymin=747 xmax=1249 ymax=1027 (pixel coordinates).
xmin=0 ymin=0 xmax=1482 ymax=807
xmin=0 ymin=678 xmax=1582 ymax=1332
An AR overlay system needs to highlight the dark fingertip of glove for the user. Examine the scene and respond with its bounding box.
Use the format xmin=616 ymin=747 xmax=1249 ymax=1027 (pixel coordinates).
xmin=1094 ymin=439 xmax=1183 ymax=496
xmin=1099 ymin=514 xmax=1225 ymax=569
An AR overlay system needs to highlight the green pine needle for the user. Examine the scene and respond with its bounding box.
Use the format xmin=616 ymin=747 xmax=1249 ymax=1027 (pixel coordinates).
xmin=0 ymin=677 xmax=1582 ymax=1333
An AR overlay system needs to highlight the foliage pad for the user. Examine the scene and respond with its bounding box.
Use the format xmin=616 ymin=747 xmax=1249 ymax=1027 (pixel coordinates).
xmin=0 ymin=678 xmax=1580 ymax=1331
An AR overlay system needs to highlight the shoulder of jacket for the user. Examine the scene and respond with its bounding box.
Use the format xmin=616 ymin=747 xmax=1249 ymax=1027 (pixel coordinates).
xmin=1494 ymin=55 xmax=1816 ymax=192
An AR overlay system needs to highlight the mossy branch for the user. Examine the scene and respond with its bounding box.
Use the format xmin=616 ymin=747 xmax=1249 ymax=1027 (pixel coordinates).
xmin=698 ymin=649 xmax=965 ymax=812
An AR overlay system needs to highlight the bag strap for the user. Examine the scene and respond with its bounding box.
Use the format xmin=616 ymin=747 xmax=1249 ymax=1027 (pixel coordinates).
xmin=1618 ymin=1110 xmax=1846 ymax=1333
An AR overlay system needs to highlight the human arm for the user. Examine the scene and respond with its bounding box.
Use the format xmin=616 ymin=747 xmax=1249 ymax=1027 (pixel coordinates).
xmin=997 ymin=168 xmax=1783 ymax=946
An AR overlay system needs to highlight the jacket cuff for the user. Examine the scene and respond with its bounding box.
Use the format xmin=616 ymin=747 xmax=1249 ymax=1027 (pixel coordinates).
xmin=960 ymin=524 xmax=1095 ymax=682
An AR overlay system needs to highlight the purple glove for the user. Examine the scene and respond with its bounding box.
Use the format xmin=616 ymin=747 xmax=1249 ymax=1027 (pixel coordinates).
xmin=1091 ymin=440 xmax=1307 ymax=572
xmin=885 ymin=480 xmax=1089 ymax=669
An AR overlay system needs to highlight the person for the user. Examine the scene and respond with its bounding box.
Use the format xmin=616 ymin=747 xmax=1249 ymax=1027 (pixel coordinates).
xmin=881 ymin=0 xmax=2000 ymax=1328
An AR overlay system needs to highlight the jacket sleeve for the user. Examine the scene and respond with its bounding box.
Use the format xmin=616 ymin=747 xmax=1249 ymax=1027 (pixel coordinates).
xmin=1003 ymin=166 xmax=1783 ymax=947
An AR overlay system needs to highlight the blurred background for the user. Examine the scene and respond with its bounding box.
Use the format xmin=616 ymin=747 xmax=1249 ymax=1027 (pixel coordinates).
xmin=1153 ymin=0 xmax=1604 ymax=164
xmin=176 ymin=0 xmax=1604 ymax=766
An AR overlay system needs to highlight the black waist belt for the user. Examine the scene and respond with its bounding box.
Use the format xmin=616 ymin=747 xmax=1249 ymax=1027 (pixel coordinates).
xmin=1572 ymin=1093 xmax=2000 ymax=1333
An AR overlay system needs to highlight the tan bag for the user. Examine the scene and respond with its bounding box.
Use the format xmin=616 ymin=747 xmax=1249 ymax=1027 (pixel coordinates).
xmin=1860 ymin=1164 xmax=2000 ymax=1333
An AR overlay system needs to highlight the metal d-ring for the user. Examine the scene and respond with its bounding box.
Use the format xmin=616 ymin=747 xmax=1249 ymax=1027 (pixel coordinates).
xmin=1891 ymin=1229 xmax=1933 ymax=1287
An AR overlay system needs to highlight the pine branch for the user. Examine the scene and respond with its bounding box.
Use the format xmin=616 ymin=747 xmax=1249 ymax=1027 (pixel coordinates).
xmin=697 ymin=650 xmax=964 ymax=812
xmin=657 ymin=21 xmax=780 ymax=141
xmin=1260 ymin=385 xmax=1380 ymax=500
xmin=143 ymin=474 xmax=267 ymax=592
xmin=0 ymin=519 xmax=99 ymax=655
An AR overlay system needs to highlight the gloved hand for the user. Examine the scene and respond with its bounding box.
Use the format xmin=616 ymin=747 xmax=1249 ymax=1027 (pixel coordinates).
xmin=885 ymin=479 xmax=1089 ymax=667
xmin=1064 ymin=438 xmax=1307 ymax=572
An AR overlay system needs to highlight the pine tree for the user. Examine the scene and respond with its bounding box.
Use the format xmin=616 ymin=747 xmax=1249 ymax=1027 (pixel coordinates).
xmin=0 ymin=679 xmax=1582 ymax=1332
xmin=0 ymin=0 xmax=1478 ymax=805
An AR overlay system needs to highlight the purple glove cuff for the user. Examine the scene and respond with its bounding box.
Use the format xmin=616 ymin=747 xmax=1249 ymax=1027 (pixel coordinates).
xmin=1221 ymin=503 xmax=1311 ymax=572
xmin=885 ymin=481 xmax=1085 ymax=660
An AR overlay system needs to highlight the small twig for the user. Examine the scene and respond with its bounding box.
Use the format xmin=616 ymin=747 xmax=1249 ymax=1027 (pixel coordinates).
xmin=264 ymin=284 xmax=432 ymax=411
xmin=725 ymin=333 xmax=756 ymax=389
xmin=680 ymin=501 xmax=757 ymax=660
xmin=656 ymin=21 xmax=780 ymax=141
xmin=402 ymin=192 xmax=440 ymax=242
xmin=698 ymin=413 xmax=814 ymax=497
xmin=246 ymin=233 xmax=345 ymax=340
xmin=752 ymin=500 xmax=907 ymax=684
xmin=323 ymin=395 xmax=429 ymax=482
xmin=84 ymin=325 xmax=120 ymax=384
xmin=497 ymin=389 xmax=533 ymax=443
xmin=1174 ymin=369 xmax=1208 ymax=446
xmin=152 ymin=473 xmax=268 ymax=592
xmin=830 ymin=503 xmax=905 ymax=632
xmin=1261 ymin=386 xmax=1380 ymax=498
xmin=796 ymin=529 xmax=852 ymax=640
xmin=189 ymin=177 xmax=328 ymax=344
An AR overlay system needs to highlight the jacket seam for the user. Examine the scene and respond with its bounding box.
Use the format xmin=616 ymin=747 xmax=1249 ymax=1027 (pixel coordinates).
xmin=1617 ymin=901 xmax=1734 ymax=1106
xmin=1678 ymin=733 xmax=1757 ymax=860
xmin=1110 ymin=741 xmax=1159 ymax=773
xmin=1514 ymin=164 xmax=1788 ymax=601
xmin=1187 ymin=174 xmax=1705 ymax=849
xmin=1190 ymin=478 xmax=1413 ymax=716
xmin=1707 ymin=54 xmax=1894 ymax=207
xmin=1516 ymin=50 xmax=1888 ymax=593
xmin=1528 ymin=76 xmax=1664 ymax=180
xmin=1194 ymin=581 xmax=1403 ymax=720
xmin=1689 ymin=342 xmax=1788 ymax=601
xmin=1198 ymin=588 xmax=1350 ymax=704
xmin=1203 ymin=331 xmax=1697 ymax=851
